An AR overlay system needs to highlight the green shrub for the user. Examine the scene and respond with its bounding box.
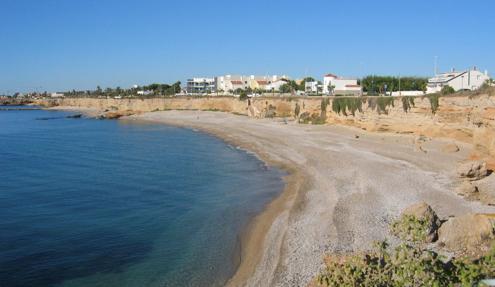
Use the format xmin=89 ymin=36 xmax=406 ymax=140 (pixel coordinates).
xmin=401 ymin=96 xmax=415 ymax=112
xmin=332 ymin=97 xmax=363 ymax=116
xmin=317 ymin=241 xmax=495 ymax=287
xmin=367 ymin=97 xmax=395 ymax=114
xmin=427 ymin=94 xmax=440 ymax=114
xmin=441 ymin=85 xmax=455 ymax=95
xmin=239 ymin=90 xmax=248 ymax=101
xmin=390 ymin=214 xmax=430 ymax=243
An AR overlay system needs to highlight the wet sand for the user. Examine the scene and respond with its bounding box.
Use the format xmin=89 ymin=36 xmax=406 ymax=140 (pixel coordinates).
xmin=126 ymin=110 xmax=495 ymax=286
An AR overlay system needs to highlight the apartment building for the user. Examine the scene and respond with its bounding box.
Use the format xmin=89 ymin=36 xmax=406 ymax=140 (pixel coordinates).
xmin=186 ymin=78 xmax=216 ymax=94
xmin=426 ymin=67 xmax=490 ymax=94
xmin=216 ymin=75 xmax=288 ymax=93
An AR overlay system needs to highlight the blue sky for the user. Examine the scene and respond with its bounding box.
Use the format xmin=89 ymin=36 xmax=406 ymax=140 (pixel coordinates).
xmin=1 ymin=0 xmax=494 ymax=93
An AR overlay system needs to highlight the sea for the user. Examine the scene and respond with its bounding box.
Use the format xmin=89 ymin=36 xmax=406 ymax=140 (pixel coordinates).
xmin=0 ymin=107 xmax=284 ymax=287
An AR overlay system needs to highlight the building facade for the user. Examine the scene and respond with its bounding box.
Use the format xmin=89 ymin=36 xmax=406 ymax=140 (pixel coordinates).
xmin=305 ymin=81 xmax=319 ymax=93
xmin=323 ymin=73 xmax=362 ymax=95
xmin=186 ymin=78 xmax=216 ymax=94
xmin=426 ymin=67 xmax=490 ymax=94
xmin=216 ymin=75 xmax=288 ymax=93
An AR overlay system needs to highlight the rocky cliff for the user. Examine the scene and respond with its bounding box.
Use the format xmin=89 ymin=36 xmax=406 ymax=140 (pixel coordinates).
xmin=36 ymin=91 xmax=495 ymax=166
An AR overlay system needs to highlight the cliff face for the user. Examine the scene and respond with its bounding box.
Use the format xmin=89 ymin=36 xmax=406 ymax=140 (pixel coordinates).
xmin=36 ymin=93 xmax=495 ymax=164
xmin=0 ymin=98 xmax=33 ymax=106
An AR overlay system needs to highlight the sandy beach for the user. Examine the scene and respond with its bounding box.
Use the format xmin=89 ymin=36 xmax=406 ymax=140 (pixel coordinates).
xmin=122 ymin=110 xmax=495 ymax=286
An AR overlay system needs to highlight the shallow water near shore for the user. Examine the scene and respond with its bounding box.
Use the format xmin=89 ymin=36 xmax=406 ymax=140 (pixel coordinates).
xmin=0 ymin=108 xmax=284 ymax=287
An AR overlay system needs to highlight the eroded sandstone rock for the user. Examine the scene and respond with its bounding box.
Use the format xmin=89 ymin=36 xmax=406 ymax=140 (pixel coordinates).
xmin=455 ymin=181 xmax=478 ymax=198
xmin=475 ymin=174 xmax=495 ymax=206
xmin=457 ymin=160 xmax=488 ymax=180
xmin=438 ymin=214 xmax=495 ymax=257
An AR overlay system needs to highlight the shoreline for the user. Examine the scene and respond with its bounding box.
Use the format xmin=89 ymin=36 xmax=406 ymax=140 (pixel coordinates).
xmin=125 ymin=110 xmax=495 ymax=286
xmin=45 ymin=107 xmax=495 ymax=286
xmin=123 ymin=115 xmax=307 ymax=287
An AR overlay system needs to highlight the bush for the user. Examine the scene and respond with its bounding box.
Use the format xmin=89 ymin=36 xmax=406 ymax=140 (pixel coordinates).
xmin=239 ymin=90 xmax=248 ymax=101
xmin=441 ymin=85 xmax=455 ymax=95
xmin=427 ymin=94 xmax=440 ymax=114
xmin=332 ymin=97 xmax=363 ymax=116
xmin=390 ymin=214 xmax=431 ymax=243
xmin=401 ymin=96 xmax=415 ymax=112
xmin=367 ymin=97 xmax=395 ymax=115
xmin=317 ymin=241 xmax=495 ymax=287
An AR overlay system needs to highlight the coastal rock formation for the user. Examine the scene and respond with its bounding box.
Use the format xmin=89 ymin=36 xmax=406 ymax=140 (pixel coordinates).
xmin=35 ymin=91 xmax=495 ymax=164
xmin=475 ymin=174 xmax=495 ymax=205
xmin=457 ymin=160 xmax=488 ymax=181
xmin=99 ymin=110 xmax=135 ymax=119
xmin=455 ymin=181 xmax=479 ymax=198
xmin=391 ymin=202 xmax=440 ymax=243
xmin=437 ymin=214 xmax=495 ymax=257
xmin=0 ymin=98 xmax=33 ymax=106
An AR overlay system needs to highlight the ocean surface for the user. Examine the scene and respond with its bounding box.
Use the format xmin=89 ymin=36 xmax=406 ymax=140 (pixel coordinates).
xmin=0 ymin=107 xmax=284 ymax=287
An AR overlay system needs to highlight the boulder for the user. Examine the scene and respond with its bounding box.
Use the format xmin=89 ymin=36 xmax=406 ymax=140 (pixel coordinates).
xmin=455 ymin=181 xmax=479 ymax=198
xmin=475 ymin=174 xmax=495 ymax=205
xmin=456 ymin=160 xmax=488 ymax=180
xmin=391 ymin=202 xmax=441 ymax=243
xmin=438 ymin=214 xmax=495 ymax=257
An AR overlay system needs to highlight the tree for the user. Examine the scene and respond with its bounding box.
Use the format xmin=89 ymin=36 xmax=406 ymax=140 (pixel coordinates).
xmin=361 ymin=76 xmax=428 ymax=94
xmin=441 ymin=85 xmax=455 ymax=95
xmin=279 ymin=83 xmax=291 ymax=93
xmin=327 ymin=84 xmax=335 ymax=95
xmin=299 ymin=77 xmax=315 ymax=91
xmin=239 ymin=90 xmax=248 ymax=100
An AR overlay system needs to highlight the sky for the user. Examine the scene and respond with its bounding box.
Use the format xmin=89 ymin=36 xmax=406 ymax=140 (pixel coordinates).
xmin=1 ymin=0 xmax=494 ymax=93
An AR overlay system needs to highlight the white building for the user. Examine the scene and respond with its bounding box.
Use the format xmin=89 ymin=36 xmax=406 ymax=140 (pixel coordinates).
xmin=216 ymin=75 xmax=288 ymax=93
xmin=390 ymin=91 xmax=425 ymax=97
xmin=216 ymin=75 xmax=248 ymax=92
xmin=266 ymin=79 xmax=289 ymax=91
xmin=323 ymin=73 xmax=362 ymax=95
xmin=137 ymin=90 xmax=153 ymax=96
xmin=186 ymin=77 xmax=216 ymax=94
xmin=50 ymin=92 xmax=64 ymax=98
xmin=305 ymin=81 xmax=319 ymax=93
xmin=426 ymin=67 xmax=490 ymax=94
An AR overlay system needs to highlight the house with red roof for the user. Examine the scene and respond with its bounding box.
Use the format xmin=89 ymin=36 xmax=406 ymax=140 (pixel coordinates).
xmin=323 ymin=73 xmax=362 ymax=96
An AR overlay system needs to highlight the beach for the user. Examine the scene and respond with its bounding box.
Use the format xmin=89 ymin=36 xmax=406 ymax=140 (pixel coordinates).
xmin=126 ymin=110 xmax=495 ymax=286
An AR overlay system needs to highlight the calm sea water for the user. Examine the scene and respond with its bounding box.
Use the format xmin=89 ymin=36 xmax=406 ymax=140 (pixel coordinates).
xmin=0 ymin=107 xmax=284 ymax=287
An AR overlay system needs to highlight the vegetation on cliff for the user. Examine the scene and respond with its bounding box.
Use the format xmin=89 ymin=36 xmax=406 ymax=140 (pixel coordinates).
xmin=332 ymin=97 xmax=362 ymax=116
xmin=317 ymin=241 xmax=495 ymax=287
xmin=367 ymin=97 xmax=395 ymax=114
xmin=316 ymin=203 xmax=495 ymax=287
xmin=401 ymin=96 xmax=415 ymax=112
